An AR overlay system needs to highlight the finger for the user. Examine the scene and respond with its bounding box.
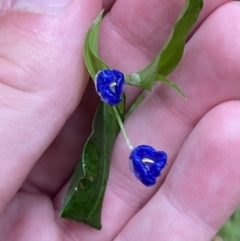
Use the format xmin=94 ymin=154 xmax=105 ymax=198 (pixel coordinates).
xmin=108 ymin=0 xmax=240 ymax=208
xmin=0 ymin=192 xmax=59 ymax=241
xmin=25 ymin=0 xmax=186 ymax=196
xmin=0 ymin=0 xmax=101 ymax=213
xmin=114 ymin=101 xmax=240 ymax=241
xmin=99 ymin=0 xmax=231 ymax=104
xmin=55 ymin=0 xmax=234 ymax=240
xmin=99 ymin=0 xmax=230 ymax=72
xmin=48 ymin=0 xmax=231 ymax=198
xmin=100 ymin=0 xmax=184 ymax=73
xmin=21 ymin=81 xmax=100 ymax=196
xmin=102 ymin=0 xmax=116 ymax=11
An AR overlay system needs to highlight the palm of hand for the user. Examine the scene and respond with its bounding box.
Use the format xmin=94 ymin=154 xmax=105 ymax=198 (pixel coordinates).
xmin=0 ymin=0 xmax=240 ymax=240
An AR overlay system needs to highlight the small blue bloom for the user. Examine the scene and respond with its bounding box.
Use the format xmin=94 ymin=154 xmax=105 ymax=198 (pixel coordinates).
xmin=129 ymin=145 xmax=167 ymax=186
xmin=95 ymin=69 xmax=125 ymax=106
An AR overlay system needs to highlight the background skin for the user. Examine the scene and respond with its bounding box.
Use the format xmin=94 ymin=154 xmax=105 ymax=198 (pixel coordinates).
xmin=0 ymin=0 xmax=240 ymax=240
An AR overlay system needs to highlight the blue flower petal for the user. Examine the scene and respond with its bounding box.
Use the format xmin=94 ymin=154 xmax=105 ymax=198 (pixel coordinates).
xmin=95 ymin=69 xmax=124 ymax=106
xmin=129 ymin=145 xmax=167 ymax=186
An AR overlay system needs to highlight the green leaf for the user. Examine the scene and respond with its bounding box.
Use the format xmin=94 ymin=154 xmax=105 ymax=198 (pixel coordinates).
xmin=125 ymin=60 xmax=158 ymax=90
xmin=125 ymin=0 xmax=203 ymax=90
xmin=156 ymin=74 xmax=187 ymax=99
xmin=62 ymin=0 xmax=203 ymax=229
xmin=61 ymin=102 xmax=120 ymax=229
xmin=216 ymin=206 xmax=240 ymax=241
xmin=117 ymin=93 xmax=126 ymax=114
xmin=84 ymin=10 xmax=109 ymax=80
xmin=158 ymin=0 xmax=203 ymax=75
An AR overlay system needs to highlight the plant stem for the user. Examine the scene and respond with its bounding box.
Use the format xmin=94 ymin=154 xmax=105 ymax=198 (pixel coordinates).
xmin=113 ymin=106 xmax=133 ymax=150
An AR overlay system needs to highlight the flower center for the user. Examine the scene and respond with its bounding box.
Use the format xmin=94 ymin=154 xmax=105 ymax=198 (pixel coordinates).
xmin=109 ymin=82 xmax=117 ymax=93
xmin=142 ymin=158 xmax=155 ymax=170
xmin=142 ymin=158 xmax=154 ymax=164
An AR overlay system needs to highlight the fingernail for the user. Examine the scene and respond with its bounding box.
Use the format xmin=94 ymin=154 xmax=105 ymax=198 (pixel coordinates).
xmin=1 ymin=0 xmax=73 ymax=13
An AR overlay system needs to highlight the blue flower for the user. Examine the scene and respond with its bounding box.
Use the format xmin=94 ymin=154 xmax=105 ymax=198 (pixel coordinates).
xmin=129 ymin=145 xmax=167 ymax=186
xmin=95 ymin=69 xmax=125 ymax=106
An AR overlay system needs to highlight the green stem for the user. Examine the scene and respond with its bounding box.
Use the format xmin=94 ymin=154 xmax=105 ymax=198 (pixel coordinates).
xmin=113 ymin=106 xmax=133 ymax=150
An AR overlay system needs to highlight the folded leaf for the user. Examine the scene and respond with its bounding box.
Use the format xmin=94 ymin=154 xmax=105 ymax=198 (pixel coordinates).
xmin=61 ymin=102 xmax=120 ymax=229
xmin=125 ymin=0 xmax=203 ymax=90
xmin=158 ymin=0 xmax=203 ymax=76
xmin=84 ymin=10 xmax=109 ymax=80
xmin=156 ymin=74 xmax=187 ymax=99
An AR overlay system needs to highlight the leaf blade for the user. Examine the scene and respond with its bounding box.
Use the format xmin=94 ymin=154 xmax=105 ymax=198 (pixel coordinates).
xmin=158 ymin=0 xmax=203 ymax=76
xmin=61 ymin=102 xmax=120 ymax=229
xmin=125 ymin=0 xmax=203 ymax=90
xmin=156 ymin=74 xmax=187 ymax=99
xmin=84 ymin=10 xmax=109 ymax=80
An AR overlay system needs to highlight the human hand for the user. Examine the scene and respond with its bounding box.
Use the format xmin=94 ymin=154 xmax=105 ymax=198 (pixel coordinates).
xmin=0 ymin=0 xmax=102 ymax=238
xmin=1 ymin=0 xmax=240 ymax=241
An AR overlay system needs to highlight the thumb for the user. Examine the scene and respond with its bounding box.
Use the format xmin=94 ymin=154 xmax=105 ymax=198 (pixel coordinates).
xmin=0 ymin=0 xmax=101 ymax=213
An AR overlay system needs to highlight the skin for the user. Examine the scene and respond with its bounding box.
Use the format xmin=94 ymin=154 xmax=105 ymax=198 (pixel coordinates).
xmin=0 ymin=0 xmax=240 ymax=240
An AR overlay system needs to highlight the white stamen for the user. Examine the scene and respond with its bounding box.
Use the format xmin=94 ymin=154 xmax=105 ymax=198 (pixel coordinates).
xmin=142 ymin=158 xmax=154 ymax=164
xmin=110 ymin=82 xmax=117 ymax=93
xmin=110 ymin=82 xmax=117 ymax=87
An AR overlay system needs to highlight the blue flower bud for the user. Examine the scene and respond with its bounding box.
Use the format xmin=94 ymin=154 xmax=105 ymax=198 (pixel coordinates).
xmin=95 ymin=69 xmax=125 ymax=106
xmin=129 ymin=145 xmax=167 ymax=186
